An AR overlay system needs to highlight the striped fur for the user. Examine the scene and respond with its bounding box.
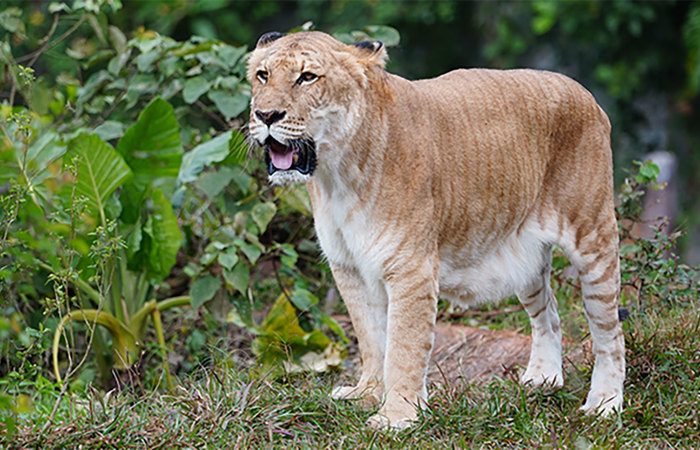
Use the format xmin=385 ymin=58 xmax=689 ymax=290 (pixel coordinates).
xmin=247 ymin=32 xmax=625 ymax=429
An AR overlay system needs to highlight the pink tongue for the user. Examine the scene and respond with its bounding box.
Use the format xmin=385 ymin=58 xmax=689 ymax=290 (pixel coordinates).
xmin=270 ymin=150 xmax=294 ymax=170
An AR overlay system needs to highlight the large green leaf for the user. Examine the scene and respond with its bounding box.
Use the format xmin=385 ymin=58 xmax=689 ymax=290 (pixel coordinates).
xmin=318 ymin=312 xmax=350 ymax=344
xmin=217 ymin=44 xmax=247 ymax=69
xmin=0 ymin=8 xmax=25 ymax=36
xmin=251 ymin=295 xmax=336 ymax=375
xmin=277 ymin=185 xmax=312 ymax=216
xmin=334 ymin=25 xmax=400 ymax=47
xmin=127 ymin=188 xmax=182 ymax=282
xmin=229 ymin=294 xmax=252 ymax=326
xmin=116 ymin=97 xmax=182 ymax=189
xmin=69 ymin=133 xmax=132 ymax=222
xmin=146 ymin=188 xmax=182 ymax=281
xmin=116 ymin=180 xmax=146 ymax=225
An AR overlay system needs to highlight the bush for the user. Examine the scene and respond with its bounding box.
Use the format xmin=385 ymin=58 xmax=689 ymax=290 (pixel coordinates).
xmin=0 ymin=1 xmax=361 ymax=401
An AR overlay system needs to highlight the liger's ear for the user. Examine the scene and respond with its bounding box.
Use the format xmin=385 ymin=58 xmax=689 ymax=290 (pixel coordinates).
xmin=352 ymin=40 xmax=388 ymax=69
xmin=256 ymin=32 xmax=286 ymax=48
xmin=353 ymin=40 xmax=383 ymax=53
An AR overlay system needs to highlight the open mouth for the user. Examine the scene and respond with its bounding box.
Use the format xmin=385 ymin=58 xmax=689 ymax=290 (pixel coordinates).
xmin=264 ymin=136 xmax=317 ymax=176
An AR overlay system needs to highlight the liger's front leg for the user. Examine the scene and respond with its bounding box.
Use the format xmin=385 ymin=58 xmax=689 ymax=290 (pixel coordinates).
xmin=368 ymin=257 xmax=439 ymax=429
xmin=329 ymin=264 xmax=388 ymax=406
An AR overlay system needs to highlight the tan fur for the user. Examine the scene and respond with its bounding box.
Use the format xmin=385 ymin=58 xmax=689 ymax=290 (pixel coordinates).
xmin=247 ymin=32 xmax=625 ymax=429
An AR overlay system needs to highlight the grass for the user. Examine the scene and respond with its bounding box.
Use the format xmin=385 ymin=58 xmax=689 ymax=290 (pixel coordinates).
xmin=3 ymin=298 xmax=698 ymax=448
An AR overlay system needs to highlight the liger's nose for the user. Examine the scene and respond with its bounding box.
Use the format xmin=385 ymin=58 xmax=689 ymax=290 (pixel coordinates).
xmin=255 ymin=110 xmax=286 ymax=126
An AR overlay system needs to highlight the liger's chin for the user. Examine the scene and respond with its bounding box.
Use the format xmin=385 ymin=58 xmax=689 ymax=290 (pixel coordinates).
xmin=268 ymin=171 xmax=312 ymax=186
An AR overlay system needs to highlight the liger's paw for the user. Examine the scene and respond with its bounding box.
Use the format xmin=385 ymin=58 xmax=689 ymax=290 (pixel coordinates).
xmin=366 ymin=411 xmax=415 ymax=430
xmin=580 ymin=391 xmax=623 ymax=417
xmin=331 ymin=385 xmax=380 ymax=407
xmin=520 ymin=359 xmax=564 ymax=388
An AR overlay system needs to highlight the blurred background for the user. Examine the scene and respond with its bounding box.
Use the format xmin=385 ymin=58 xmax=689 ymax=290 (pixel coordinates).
xmin=13 ymin=0 xmax=699 ymax=261
xmin=180 ymin=0 xmax=699 ymax=265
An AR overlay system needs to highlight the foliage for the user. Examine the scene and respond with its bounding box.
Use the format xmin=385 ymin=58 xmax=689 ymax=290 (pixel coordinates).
xmin=251 ymin=292 xmax=347 ymax=377
xmin=616 ymin=161 xmax=698 ymax=310
xmin=0 ymin=0 xmax=352 ymax=408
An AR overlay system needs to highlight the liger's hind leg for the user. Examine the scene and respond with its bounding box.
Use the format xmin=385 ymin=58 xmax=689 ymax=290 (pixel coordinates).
xmin=570 ymin=218 xmax=625 ymax=416
xmin=518 ymin=246 xmax=564 ymax=387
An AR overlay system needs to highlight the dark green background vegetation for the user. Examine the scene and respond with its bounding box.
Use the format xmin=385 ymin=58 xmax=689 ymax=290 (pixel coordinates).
xmin=0 ymin=0 xmax=698 ymax=446
xmin=9 ymin=0 xmax=700 ymax=256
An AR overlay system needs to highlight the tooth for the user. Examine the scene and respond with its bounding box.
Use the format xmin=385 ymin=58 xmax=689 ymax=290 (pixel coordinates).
xmin=293 ymin=153 xmax=299 ymax=164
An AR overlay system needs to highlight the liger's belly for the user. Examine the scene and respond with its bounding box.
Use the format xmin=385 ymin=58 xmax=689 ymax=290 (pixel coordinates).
xmin=437 ymin=221 xmax=553 ymax=306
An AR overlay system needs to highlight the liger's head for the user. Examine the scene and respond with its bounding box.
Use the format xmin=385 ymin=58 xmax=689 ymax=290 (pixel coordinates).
xmin=246 ymin=31 xmax=387 ymax=185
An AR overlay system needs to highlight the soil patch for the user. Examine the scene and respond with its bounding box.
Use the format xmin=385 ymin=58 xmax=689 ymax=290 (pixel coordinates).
xmin=333 ymin=316 xmax=590 ymax=386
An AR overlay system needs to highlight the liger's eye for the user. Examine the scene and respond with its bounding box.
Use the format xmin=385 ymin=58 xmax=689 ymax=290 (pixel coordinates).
xmin=257 ymin=70 xmax=269 ymax=83
xmin=297 ymin=72 xmax=318 ymax=84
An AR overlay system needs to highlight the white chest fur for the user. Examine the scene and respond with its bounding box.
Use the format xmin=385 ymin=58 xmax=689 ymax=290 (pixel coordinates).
xmin=312 ymin=186 xmax=401 ymax=289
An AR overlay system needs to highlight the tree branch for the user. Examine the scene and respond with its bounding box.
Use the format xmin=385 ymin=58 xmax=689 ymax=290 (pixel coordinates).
xmin=17 ymin=15 xmax=87 ymax=65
